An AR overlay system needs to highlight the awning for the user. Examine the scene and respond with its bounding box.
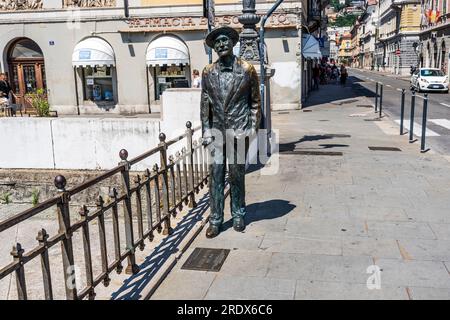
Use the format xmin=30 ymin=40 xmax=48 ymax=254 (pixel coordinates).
xmin=72 ymin=37 xmax=115 ymax=67
xmin=302 ymin=35 xmax=322 ymax=59
xmin=146 ymin=36 xmax=190 ymax=66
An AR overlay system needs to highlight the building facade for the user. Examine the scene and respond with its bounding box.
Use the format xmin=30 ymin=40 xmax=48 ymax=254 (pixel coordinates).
xmin=338 ymin=33 xmax=353 ymax=63
xmin=375 ymin=0 xmax=421 ymax=75
xmin=419 ymin=0 xmax=450 ymax=77
xmin=0 ymin=0 xmax=305 ymax=115
xmin=358 ymin=1 xmax=378 ymax=70
xmin=350 ymin=22 xmax=361 ymax=67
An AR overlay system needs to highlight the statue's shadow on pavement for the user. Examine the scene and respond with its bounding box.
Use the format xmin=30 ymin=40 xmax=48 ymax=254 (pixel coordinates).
xmin=110 ymin=193 xmax=211 ymax=300
xmin=220 ymin=200 xmax=296 ymax=232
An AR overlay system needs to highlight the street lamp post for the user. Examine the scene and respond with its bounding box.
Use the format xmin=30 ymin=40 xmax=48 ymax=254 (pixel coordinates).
xmin=239 ymin=0 xmax=261 ymax=62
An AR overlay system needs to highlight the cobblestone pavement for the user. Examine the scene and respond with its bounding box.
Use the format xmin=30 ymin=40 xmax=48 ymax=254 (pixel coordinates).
xmin=151 ymin=82 xmax=450 ymax=300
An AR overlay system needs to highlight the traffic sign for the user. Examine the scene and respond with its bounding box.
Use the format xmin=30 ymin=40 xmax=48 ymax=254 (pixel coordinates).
xmin=396 ymin=49 xmax=401 ymax=55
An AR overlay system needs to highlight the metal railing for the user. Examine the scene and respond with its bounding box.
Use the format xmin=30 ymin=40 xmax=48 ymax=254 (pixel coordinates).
xmin=0 ymin=121 xmax=209 ymax=300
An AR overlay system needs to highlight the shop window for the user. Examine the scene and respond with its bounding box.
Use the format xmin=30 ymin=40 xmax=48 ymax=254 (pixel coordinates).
xmin=153 ymin=64 xmax=189 ymax=101
xmin=82 ymin=66 xmax=115 ymax=102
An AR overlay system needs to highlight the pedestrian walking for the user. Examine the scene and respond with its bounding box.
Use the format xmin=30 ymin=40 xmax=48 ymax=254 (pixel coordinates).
xmin=312 ymin=64 xmax=320 ymax=90
xmin=340 ymin=64 xmax=348 ymax=86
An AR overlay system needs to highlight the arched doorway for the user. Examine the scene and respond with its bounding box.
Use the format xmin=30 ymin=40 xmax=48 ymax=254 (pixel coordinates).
xmin=7 ymin=38 xmax=46 ymax=106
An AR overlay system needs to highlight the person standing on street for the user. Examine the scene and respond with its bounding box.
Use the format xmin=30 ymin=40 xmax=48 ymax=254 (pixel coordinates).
xmin=340 ymin=64 xmax=348 ymax=86
xmin=192 ymin=69 xmax=202 ymax=88
xmin=0 ymin=73 xmax=12 ymax=115
xmin=312 ymin=64 xmax=320 ymax=90
xmin=0 ymin=73 xmax=12 ymax=103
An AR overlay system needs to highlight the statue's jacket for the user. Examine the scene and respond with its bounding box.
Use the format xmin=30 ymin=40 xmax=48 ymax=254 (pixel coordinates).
xmin=200 ymin=57 xmax=261 ymax=139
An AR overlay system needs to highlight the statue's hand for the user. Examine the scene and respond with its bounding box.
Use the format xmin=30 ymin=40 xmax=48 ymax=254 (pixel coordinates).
xmin=202 ymin=137 xmax=214 ymax=146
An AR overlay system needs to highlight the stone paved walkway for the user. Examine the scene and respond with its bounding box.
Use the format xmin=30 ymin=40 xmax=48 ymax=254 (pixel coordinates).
xmin=151 ymin=81 xmax=450 ymax=300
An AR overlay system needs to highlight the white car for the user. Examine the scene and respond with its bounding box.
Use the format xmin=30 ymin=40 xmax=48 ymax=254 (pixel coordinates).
xmin=410 ymin=68 xmax=449 ymax=93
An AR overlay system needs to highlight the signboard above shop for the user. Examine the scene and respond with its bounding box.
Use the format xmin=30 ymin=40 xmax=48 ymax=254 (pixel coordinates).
xmin=121 ymin=13 xmax=297 ymax=32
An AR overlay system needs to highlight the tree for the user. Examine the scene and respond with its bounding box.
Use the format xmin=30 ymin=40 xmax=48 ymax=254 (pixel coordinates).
xmin=330 ymin=14 xmax=358 ymax=27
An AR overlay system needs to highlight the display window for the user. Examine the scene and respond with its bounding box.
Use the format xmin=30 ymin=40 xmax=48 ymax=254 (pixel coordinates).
xmin=153 ymin=64 xmax=189 ymax=100
xmin=82 ymin=66 xmax=115 ymax=102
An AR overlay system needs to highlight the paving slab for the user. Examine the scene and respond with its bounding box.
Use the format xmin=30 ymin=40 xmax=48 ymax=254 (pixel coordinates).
xmin=294 ymin=280 xmax=408 ymax=300
xmin=342 ymin=237 xmax=402 ymax=260
xmin=266 ymin=253 xmax=373 ymax=284
xmin=396 ymin=239 xmax=450 ymax=261
xmin=408 ymin=287 xmax=450 ymax=300
xmin=151 ymin=270 xmax=217 ymax=300
xmin=204 ymin=275 xmax=296 ymax=300
xmin=259 ymin=233 xmax=343 ymax=256
xmin=375 ymin=259 xmax=450 ymax=289
xmin=366 ymin=221 xmax=437 ymax=240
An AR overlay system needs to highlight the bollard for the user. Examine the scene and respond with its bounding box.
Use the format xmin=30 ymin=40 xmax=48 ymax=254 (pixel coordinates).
xmin=400 ymin=89 xmax=406 ymax=135
xmin=379 ymin=84 xmax=383 ymax=118
xmin=375 ymin=82 xmax=379 ymax=112
xmin=420 ymin=93 xmax=429 ymax=153
xmin=409 ymin=89 xmax=416 ymax=143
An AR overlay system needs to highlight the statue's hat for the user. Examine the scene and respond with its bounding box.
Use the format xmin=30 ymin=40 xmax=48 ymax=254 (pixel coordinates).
xmin=205 ymin=26 xmax=240 ymax=48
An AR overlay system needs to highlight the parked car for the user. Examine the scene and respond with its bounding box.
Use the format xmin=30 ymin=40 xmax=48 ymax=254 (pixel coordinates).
xmin=410 ymin=68 xmax=449 ymax=93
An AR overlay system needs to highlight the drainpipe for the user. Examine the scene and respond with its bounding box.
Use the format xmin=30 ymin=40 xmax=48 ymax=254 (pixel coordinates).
xmin=124 ymin=0 xmax=129 ymax=18
xmin=73 ymin=67 xmax=80 ymax=115
xmin=298 ymin=11 xmax=303 ymax=108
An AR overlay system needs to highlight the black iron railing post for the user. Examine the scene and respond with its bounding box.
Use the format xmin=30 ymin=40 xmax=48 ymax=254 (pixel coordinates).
xmin=379 ymin=84 xmax=383 ymax=118
xmin=96 ymin=196 xmax=110 ymax=287
xmin=400 ymin=89 xmax=405 ymax=135
xmin=78 ymin=205 xmax=95 ymax=300
xmin=133 ymin=175 xmax=146 ymax=250
xmin=409 ymin=90 xmax=416 ymax=143
xmin=420 ymin=93 xmax=429 ymax=153
xmin=36 ymin=229 xmax=53 ymax=300
xmin=109 ymin=188 xmax=124 ymax=273
xmin=11 ymin=243 xmax=27 ymax=300
xmin=54 ymin=175 xmax=78 ymax=300
xmin=375 ymin=82 xmax=379 ymax=112
xmin=159 ymin=133 xmax=173 ymax=235
xmin=186 ymin=122 xmax=197 ymax=208
xmin=119 ymin=150 xmax=140 ymax=275
xmin=168 ymin=155 xmax=177 ymax=215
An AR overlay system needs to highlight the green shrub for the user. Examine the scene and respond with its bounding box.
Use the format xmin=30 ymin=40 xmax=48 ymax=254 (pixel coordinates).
xmin=0 ymin=192 xmax=11 ymax=204
xmin=31 ymin=188 xmax=40 ymax=206
xmin=26 ymin=88 xmax=50 ymax=117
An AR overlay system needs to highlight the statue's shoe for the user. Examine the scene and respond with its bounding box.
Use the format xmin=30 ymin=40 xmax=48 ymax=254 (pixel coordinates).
xmin=233 ymin=217 xmax=245 ymax=232
xmin=206 ymin=225 xmax=220 ymax=238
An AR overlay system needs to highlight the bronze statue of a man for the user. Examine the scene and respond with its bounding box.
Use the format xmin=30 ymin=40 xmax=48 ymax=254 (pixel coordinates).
xmin=201 ymin=26 xmax=261 ymax=238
